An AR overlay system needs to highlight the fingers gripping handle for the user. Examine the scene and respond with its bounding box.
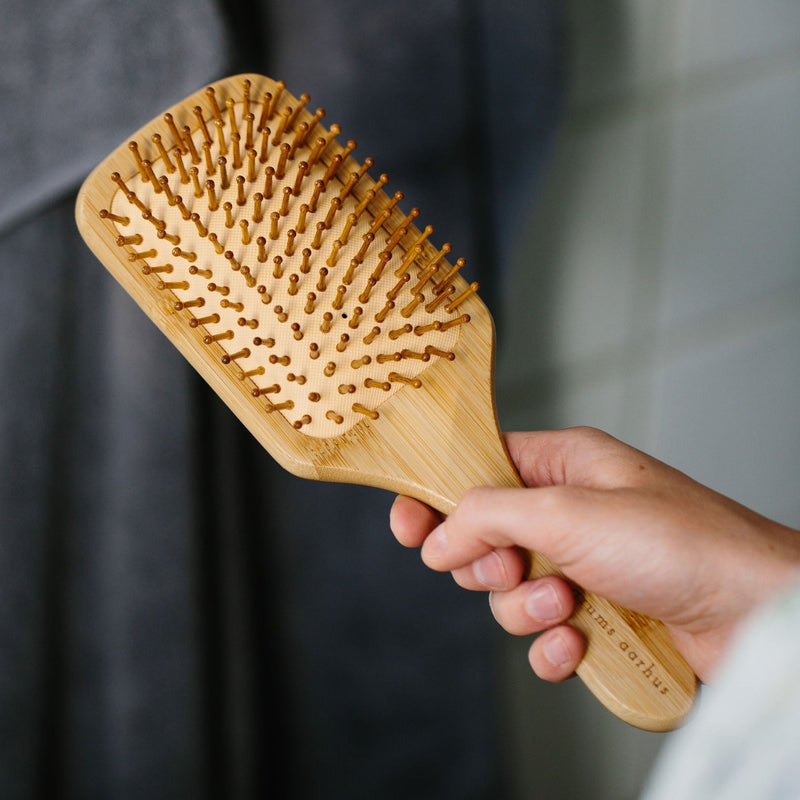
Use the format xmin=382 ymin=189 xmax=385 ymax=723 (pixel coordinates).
xmin=432 ymin=435 xmax=698 ymax=732
xmin=527 ymin=552 xmax=698 ymax=731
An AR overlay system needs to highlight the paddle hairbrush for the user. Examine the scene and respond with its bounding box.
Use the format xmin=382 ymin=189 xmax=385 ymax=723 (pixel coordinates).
xmin=75 ymin=74 xmax=697 ymax=731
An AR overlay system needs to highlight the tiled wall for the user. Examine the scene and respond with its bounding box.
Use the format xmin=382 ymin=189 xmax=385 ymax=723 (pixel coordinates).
xmin=493 ymin=2 xmax=800 ymax=797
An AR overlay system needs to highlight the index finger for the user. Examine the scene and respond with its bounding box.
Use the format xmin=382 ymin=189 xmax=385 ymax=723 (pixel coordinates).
xmin=419 ymin=483 xmax=595 ymax=573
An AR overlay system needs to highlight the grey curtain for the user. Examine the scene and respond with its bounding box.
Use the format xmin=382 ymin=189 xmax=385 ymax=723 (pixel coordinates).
xmin=0 ymin=1 xmax=563 ymax=797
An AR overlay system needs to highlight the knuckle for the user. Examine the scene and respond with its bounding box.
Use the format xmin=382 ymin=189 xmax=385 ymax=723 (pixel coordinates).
xmin=451 ymin=486 xmax=492 ymax=524
xmin=566 ymin=425 xmax=613 ymax=450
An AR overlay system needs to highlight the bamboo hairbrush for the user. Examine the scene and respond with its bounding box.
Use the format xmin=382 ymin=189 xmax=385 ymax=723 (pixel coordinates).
xmin=75 ymin=74 xmax=697 ymax=731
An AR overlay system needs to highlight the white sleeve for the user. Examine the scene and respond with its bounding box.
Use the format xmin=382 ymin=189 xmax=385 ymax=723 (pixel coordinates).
xmin=643 ymin=575 xmax=800 ymax=800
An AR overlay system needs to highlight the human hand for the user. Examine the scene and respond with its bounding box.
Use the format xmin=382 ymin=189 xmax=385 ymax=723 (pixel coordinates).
xmin=390 ymin=427 xmax=800 ymax=684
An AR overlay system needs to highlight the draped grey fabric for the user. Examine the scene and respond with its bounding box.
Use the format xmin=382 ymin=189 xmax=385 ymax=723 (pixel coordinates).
xmin=0 ymin=0 xmax=230 ymax=236
xmin=0 ymin=1 xmax=563 ymax=797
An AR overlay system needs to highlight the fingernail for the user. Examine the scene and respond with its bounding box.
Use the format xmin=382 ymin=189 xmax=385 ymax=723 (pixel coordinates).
xmin=427 ymin=522 xmax=448 ymax=556
xmin=525 ymin=583 xmax=563 ymax=622
xmin=473 ymin=552 xmax=507 ymax=590
xmin=543 ymin=633 xmax=571 ymax=668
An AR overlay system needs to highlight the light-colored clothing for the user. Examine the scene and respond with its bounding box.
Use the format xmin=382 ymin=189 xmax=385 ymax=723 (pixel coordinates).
xmin=645 ymin=575 xmax=800 ymax=799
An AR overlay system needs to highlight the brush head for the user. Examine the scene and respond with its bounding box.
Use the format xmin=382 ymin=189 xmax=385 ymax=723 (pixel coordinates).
xmin=76 ymin=74 xmax=500 ymax=505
